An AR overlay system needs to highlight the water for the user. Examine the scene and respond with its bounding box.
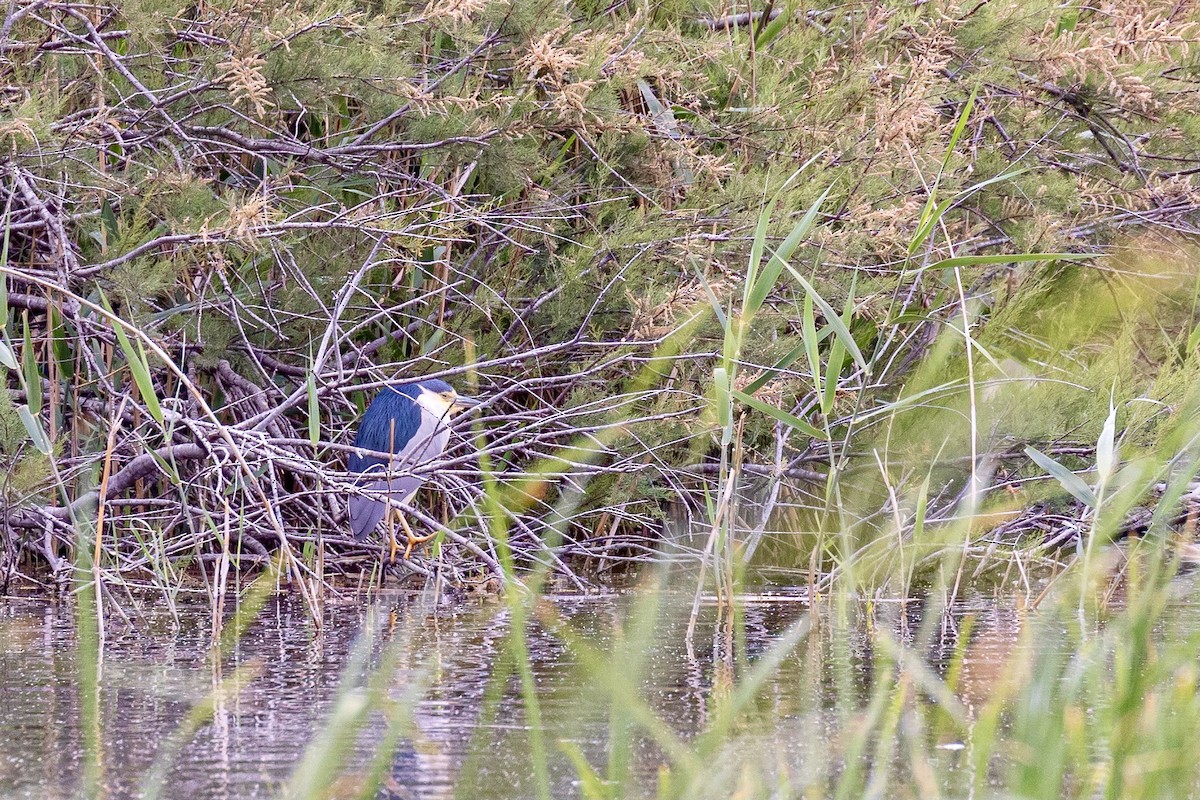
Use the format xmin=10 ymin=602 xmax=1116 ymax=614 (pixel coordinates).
xmin=0 ymin=587 xmax=1183 ymax=799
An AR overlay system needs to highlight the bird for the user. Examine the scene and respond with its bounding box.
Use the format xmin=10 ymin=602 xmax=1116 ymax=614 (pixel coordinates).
xmin=347 ymin=378 xmax=479 ymax=559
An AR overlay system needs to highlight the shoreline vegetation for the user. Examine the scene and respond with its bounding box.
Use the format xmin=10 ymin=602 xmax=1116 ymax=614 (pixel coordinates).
xmin=8 ymin=3 xmax=1200 ymax=798
xmin=3 ymin=0 xmax=1200 ymax=603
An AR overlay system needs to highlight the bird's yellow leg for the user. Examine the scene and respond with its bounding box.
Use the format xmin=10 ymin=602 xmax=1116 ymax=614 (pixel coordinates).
xmin=386 ymin=509 xmax=399 ymax=564
xmin=396 ymin=514 xmax=436 ymax=560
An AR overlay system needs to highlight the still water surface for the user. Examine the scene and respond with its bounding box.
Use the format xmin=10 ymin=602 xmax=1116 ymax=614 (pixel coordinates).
xmin=0 ymin=588 xmax=1117 ymax=799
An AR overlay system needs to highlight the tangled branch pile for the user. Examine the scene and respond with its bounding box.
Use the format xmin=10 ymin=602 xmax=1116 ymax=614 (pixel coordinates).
xmin=3 ymin=0 xmax=1200 ymax=591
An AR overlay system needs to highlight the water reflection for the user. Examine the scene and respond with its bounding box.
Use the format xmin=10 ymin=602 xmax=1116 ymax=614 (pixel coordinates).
xmin=0 ymin=589 xmax=1154 ymax=799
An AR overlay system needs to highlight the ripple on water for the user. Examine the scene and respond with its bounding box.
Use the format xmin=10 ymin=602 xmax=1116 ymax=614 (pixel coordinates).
xmin=3 ymin=588 xmax=1187 ymax=799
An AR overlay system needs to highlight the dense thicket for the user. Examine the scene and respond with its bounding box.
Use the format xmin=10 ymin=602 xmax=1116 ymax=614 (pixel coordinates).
xmin=3 ymin=0 xmax=1200 ymax=590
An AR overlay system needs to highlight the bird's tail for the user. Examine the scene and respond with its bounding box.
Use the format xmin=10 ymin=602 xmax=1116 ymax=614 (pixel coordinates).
xmin=348 ymin=475 xmax=425 ymax=540
xmin=348 ymin=489 xmax=389 ymax=541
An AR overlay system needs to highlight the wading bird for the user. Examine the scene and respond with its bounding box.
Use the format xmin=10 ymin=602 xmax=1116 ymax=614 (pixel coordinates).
xmin=348 ymin=378 xmax=479 ymax=559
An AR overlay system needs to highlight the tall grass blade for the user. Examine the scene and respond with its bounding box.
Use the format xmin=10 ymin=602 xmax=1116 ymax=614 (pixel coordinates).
xmin=307 ymin=370 xmax=320 ymax=446
xmin=100 ymin=291 xmax=164 ymax=425
xmin=742 ymin=339 xmax=814 ymax=396
xmin=744 ymin=195 xmax=775 ymax=316
xmin=140 ymin=664 xmax=261 ymax=800
xmin=753 ymin=0 xmax=792 ymax=48
xmin=697 ymin=614 xmax=812 ymax=747
xmin=75 ymin=525 xmax=105 ymax=800
xmin=802 ymin=291 xmax=822 ymax=405
xmin=21 ymin=312 xmax=40 ymax=415
xmin=742 ymin=160 xmax=822 ymax=320
xmin=746 ymin=185 xmax=832 ymax=321
xmin=508 ymin=598 xmax=552 ymax=800
xmin=49 ymin=303 xmax=74 ymax=382
xmin=732 ymin=387 xmax=827 ymax=439
xmin=771 ymin=185 xmax=832 ymax=267
xmin=1096 ymin=398 xmax=1118 ymax=485
xmin=280 ymin=657 xmax=374 ymax=799
xmin=909 ymin=169 xmax=1029 ymax=256
xmin=781 ymin=264 xmax=867 ymax=370
xmin=690 ymin=262 xmax=728 ymax=329
xmin=559 ymin=741 xmax=611 ymax=800
xmin=1024 ymin=445 xmax=1097 ymax=508
xmin=18 ymin=403 xmax=51 ymax=454
xmin=822 ymin=289 xmax=853 ymax=416
xmin=909 ymin=89 xmax=976 ymax=254
xmin=714 ymin=367 xmax=732 ymax=429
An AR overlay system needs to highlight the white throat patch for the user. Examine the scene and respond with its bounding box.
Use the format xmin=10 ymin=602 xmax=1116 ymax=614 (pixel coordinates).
xmin=415 ymin=386 xmax=455 ymax=419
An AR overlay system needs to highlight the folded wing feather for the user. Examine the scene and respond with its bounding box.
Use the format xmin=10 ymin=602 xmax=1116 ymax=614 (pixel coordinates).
xmin=348 ymin=474 xmax=427 ymax=540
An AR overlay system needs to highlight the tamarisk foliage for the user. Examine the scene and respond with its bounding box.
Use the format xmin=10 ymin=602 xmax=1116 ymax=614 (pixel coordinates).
xmin=3 ymin=0 xmax=1200 ymax=592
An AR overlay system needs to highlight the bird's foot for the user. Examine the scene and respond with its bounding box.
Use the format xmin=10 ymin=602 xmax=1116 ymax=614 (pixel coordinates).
xmin=387 ymin=532 xmax=399 ymax=565
xmin=396 ymin=515 xmax=435 ymax=560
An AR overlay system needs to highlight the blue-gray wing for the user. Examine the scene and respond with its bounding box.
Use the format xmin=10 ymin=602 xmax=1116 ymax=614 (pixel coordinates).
xmin=348 ymin=475 xmax=427 ymax=540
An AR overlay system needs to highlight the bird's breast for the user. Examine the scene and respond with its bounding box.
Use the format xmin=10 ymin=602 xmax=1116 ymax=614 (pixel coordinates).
xmin=405 ymin=411 xmax=451 ymax=465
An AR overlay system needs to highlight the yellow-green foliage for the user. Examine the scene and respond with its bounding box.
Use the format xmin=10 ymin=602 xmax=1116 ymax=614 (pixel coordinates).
xmin=0 ymin=385 xmax=27 ymax=454
xmin=0 ymin=385 xmax=50 ymax=504
xmin=7 ymin=0 xmax=1200 ymax=527
xmin=886 ymin=244 xmax=1200 ymax=470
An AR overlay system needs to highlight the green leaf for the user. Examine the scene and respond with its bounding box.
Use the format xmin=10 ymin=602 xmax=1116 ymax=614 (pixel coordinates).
xmin=100 ymin=198 xmax=120 ymax=245
xmin=940 ymin=90 xmax=976 ymax=175
xmin=420 ymin=324 xmax=446 ymax=356
xmin=18 ymin=404 xmax=51 ymax=454
xmin=48 ymin=303 xmax=74 ymax=383
xmin=1024 ymin=446 xmax=1097 ymax=508
xmin=148 ymin=446 xmax=184 ymax=487
xmin=744 ymin=194 xmax=775 ymax=314
xmin=1095 ymin=398 xmax=1118 ymax=484
xmin=637 ymin=80 xmax=692 ymax=186
xmin=909 ymin=90 xmax=976 ymax=254
xmin=1187 ymin=321 xmax=1200 ymax=355
xmin=0 ymin=255 xmax=8 ymax=334
xmin=1055 ymin=7 xmax=1079 ymax=35
xmin=21 ymin=313 xmax=40 ymax=416
xmin=638 ymin=80 xmax=686 ymax=136
xmin=742 ymin=327 xmax=834 ymax=396
xmin=822 ymin=288 xmax=853 ymax=416
xmin=913 ymin=476 xmax=930 ymax=540
xmin=721 ymin=296 xmax=739 ymax=368
xmin=742 ymin=160 xmax=823 ymax=319
xmin=754 ymin=0 xmax=794 ymax=48
xmin=100 ymin=291 xmax=164 ymax=426
xmin=852 ymin=379 xmax=966 ymax=424
xmin=909 ymin=169 xmax=1028 ymax=255
xmin=781 ymin=264 xmax=867 ymax=371
xmin=558 ymin=742 xmax=610 ymax=800
xmin=802 ymin=291 xmax=821 ymax=403
xmin=713 ymin=367 xmax=731 ymax=429
xmin=133 ymin=338 xmax=164 ymax=425
xmin=0 ymin=187 xmax=12 ymax=331
xmin=0 ymin=339 xmax=15 ymax=371
xmin=732 ymin=388 xmax=828 ymax=440
xmin=772 ymin=185 xmax=832 ymax=269
xmin=690 ymin=261 xmax=727 ymax=330
xmin=746 ymin=185 xmax=832 ymax=321
xmin=307 ymin=371 xmax=320 ymax=446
